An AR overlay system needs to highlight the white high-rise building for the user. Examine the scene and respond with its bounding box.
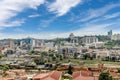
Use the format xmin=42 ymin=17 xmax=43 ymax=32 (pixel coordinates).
xmin=20 ymin=41 xmax=24 ymax=46
xmin=31 ymin=39 xmax=44 ymax=47
xmin=31 ymin=39 xmax=36 ymax=47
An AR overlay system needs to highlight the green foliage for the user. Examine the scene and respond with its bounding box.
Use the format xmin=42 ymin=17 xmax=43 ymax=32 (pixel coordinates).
xmin=49 ymin=54 xmax=54 ymax=57
xmin=99 ymin=72 xmax=112 ymax=80
xmin=73 ymin=53 xmax=78 ymax=59
xmin=59 ymin=54 xmax=63 ymax=60
xmin=41 ymin=52 xmax=48 ymax=56
xmin=52 ymin=56 xmax=56 ymax=61
xmin=68 ymin=65 xmax=73 ymax=75
xmin=117 ymin=69 xmax=120 ymax=73
xmin=0 ymin=64 xmax=9 ymax=77
xmin=89 ymin=46 xmax=95 ymax=49
xmin=96 ymin=35 xmax=111 ymax=41
xmin=30 ymin=50 xmax=40 ymax=54
xmin=0 ymin=64 xmax=9 ymax=71
xmin=0 ymin=54 xmax=2 ymax=59
xmin=105 ymin=40 xmax=120 ymax=49
xmin=34 ymin=58 xmax=45 ymax=65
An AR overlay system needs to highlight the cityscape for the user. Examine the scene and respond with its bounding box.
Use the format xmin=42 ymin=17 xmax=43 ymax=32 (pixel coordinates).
xmin=0 ymin=31 xmax=120 ymax=80
xmin=0 ymin=0 xmax=120 ymax=80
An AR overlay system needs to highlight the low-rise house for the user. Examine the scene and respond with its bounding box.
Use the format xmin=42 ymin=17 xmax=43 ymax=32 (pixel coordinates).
xmin=72 ymin=71 xmax=98 ymax=80
xmin=58 ymin=47 xmax=77 ymax=58
xmin=33 ymin=71 xmax=62 ymax=80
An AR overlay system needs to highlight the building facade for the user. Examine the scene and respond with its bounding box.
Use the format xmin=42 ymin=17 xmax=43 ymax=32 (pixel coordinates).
xmin=111 ymin=34 xmax=120 ymax=40
xmin=81 ymin=36 xmax=98 ymax=44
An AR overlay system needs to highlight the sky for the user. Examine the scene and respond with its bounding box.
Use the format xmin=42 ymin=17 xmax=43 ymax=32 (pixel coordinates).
xmin=0 ymin=0 xmax=120 ymax=39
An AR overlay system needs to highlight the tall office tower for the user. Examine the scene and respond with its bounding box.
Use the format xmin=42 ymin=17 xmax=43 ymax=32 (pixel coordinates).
xmin=9 ymin=39 xmax=14 ymax=49
xmin=108 ymin=30 xmax=112 ymax=36
xmin=31 ymin=39 xmax=36 ymax=47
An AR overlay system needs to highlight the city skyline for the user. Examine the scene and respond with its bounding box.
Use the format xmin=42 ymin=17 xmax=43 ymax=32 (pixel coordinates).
xmin=0 ymin=0 xmax=120 ymax=39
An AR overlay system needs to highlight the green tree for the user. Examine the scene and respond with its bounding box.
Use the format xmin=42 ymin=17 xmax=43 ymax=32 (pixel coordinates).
xmin=0 ymin=64 xmax=9 ymax=77
xmin=74 ymin=53 xmax=78 ymax=59
xmin=83 ymin=53 xmax=88 ymax=60
xmin=41 ymin=52 xmax=48 ymax=56
xmin=117 ymin=69 xmax=120 ymax=73
xmin=49 ymin=54 xmax=54 ymax=57
xmin=0 ymin=55 xmax=2 ymax=59
xmin=68 ymin=65 xmax=73 ymax=75
xmin=52 ymin=56 xmax=56 ymax=61
xmin=59 ymin=54 xmax=63 ymax=60
xmin=34 ymin=57 xmax=45 ymax=65
xmin=99 ymin=72 xmax=112 ymax=80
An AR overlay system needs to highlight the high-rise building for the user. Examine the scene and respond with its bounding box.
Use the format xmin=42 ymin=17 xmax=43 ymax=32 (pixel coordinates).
xmin=31 ymin=39 xmax=44 ymax=47
xmin=108 ymin=30 xmax=112 ymax=36
xmin=9 ymin=39 xmax=14 ymax=49
xmin=20 ymin=40 xmax=24 ymax=46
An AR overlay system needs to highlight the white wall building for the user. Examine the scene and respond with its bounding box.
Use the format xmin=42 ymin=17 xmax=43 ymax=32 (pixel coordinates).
xmin=0 ymin=39 xmax=15 ymax=49
xmin=81 ymin=36 xmax=98 ymax=44
xmin=111 ymin=34 xmax=120 ymax=40
xmin=44 ymin=42 xmax=54 ymax=48
xmin=31 ymin=39 xmax=44 ymax=47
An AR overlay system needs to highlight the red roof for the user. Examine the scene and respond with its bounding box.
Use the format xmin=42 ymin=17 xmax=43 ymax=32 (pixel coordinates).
xmin=42 ymin=71 xmax=62 ymax=80
xmin=72 ymin=71 xmax=98 ymax=80
xmin=72 ymin=71 xmax=90 ymax=77
xmin=73 ymin=76 xmax=95 ymax=80
xmin=0 ymin=78 xmax=7 ymax=80
xmin=72 ymin=71 xmax=80 ymax=79
xmin=81 ymin=71 xmax=90 ymax=76
xmin=110 ymin=72 xmax=120 ymax=77
xmin=33 ymin=71 xmax=62 ymax=80
xmin=33 ymin=73 xmax=49 ymax=80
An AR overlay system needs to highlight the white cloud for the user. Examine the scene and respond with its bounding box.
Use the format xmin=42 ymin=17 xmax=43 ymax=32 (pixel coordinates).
xmin=73 ymin=18 xmax=120 ymax=36
xmin=39 ymin=19 xmax=53 ymax=28
xmin=0 ymin=0 xmax=120 ymax=39
xmin=1 ymin=22 xmax=119 ymax=39
xmin=80 ymin=3 xmax=120 ymax=22
xmin=0 ymin=19 xmax=25 ymax=27
xmin=48 ymin=0 xmax=82 ymax=16
xmin=104 ymin=12 xmax=120 ymax=19
xmin=0 ymin=0 xmax=45 ymax=27
xmin=28 ymin=14 xmax=40 ymax=18
xmin=39 ymin=17 xmax=56 ymax=27
xmin=73 ymin=23 xmax=114 ymax=36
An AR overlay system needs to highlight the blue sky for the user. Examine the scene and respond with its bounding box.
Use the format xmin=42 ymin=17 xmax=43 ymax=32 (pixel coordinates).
xmin=0 ymin=0 xmax=120 ymax=39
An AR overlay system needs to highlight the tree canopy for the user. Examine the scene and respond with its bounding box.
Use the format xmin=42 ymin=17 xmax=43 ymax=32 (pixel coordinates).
xmin=99 ymin=72 xmax=112 ymax=80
